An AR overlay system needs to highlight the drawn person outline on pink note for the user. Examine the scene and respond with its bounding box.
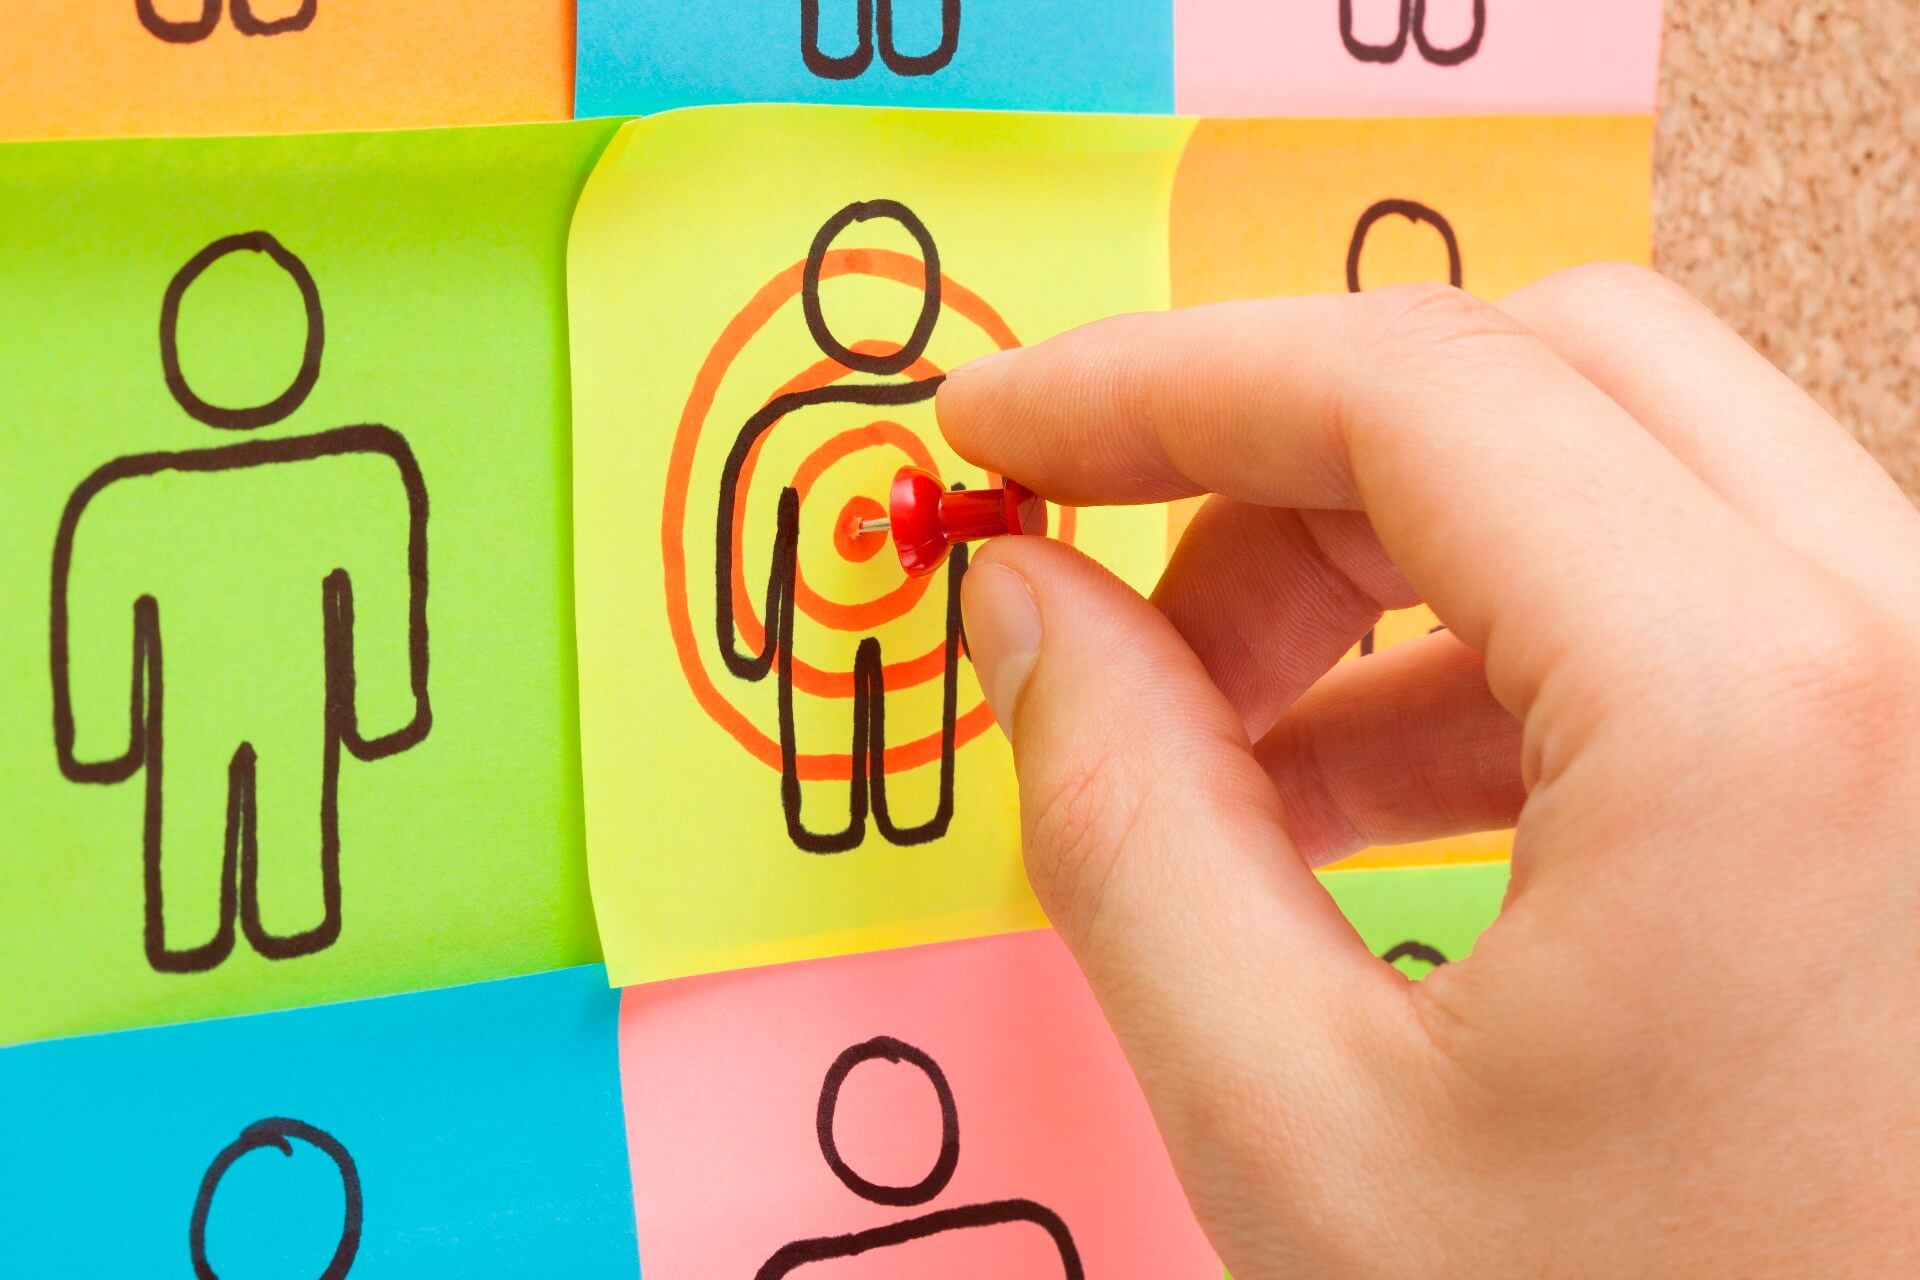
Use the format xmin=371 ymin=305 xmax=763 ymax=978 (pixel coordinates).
xmin=752 ymin=1035 xmax=1085 ymax=1277
xmin=800 ymin=0 xmax=962 ymax=80
xmin=136 ymin=0 xmax=318 ymax=44
xmin=50 ymin=230 xmax=431 ymax=975
xmin=1338 ymin=0 xmax=1485 ymax=66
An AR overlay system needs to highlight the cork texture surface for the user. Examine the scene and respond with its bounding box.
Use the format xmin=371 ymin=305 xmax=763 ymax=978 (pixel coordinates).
xmin=1657 ymin=0 xmax=1919 ymax=495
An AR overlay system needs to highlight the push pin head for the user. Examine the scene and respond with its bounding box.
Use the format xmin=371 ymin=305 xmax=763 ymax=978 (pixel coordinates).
xmin=854 ymin=465 xmax=1048 ymax=577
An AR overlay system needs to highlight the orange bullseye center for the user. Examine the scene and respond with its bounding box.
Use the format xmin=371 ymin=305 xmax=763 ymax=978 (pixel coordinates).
xmin=835 ymin=494 xmax=889 ymax=563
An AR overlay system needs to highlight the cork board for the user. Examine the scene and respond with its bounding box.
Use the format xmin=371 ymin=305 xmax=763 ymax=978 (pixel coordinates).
xmin=1657 ymin=0 xmax=1920 ymax=496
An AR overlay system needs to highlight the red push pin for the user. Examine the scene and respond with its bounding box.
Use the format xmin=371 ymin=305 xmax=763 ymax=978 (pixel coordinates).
xmin=855 ymin=466 xmax=1048 ymax=577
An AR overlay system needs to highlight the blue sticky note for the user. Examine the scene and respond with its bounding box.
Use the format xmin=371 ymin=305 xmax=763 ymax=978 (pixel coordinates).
xmin=0 ymin=966 xmax=639 ymax=1277
xmin=576 ymin=0 xmax=1175 ymax=117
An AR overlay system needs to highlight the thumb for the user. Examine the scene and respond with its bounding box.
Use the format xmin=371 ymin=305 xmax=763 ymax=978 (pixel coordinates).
xmin=961 ymin=536 xmax=1431 ymax=1267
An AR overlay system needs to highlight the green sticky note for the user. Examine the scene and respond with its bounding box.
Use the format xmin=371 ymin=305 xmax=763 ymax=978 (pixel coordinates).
xmin=1317 ymin=861 xmax=1511 ymax=977
xmin=0 ymin=121 xmax=620 ymax=1044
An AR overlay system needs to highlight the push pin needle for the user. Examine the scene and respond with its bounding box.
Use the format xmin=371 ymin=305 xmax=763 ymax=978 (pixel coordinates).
xmin=857 ymin=465 xmax=1049 ymax=577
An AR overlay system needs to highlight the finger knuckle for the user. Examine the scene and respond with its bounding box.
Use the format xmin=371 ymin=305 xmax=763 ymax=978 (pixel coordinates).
xmin=1544 ymin=260 xmax=1696 ymax=313
xmin=1366 ymin=282 xmax=1534 ymax=365
xmin=1742 ymin=585 xmax=1920 ymax=767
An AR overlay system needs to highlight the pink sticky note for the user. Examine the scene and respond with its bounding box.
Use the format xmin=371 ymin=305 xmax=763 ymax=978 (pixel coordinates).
xmin=619 ymin=931 xmax=1217 ymax=1277
xmin=1175 ymin=0 xmax=1665 ymax=116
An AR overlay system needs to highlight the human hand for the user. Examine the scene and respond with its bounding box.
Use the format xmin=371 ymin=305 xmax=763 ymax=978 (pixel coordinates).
xmin=936 ymin=266 xmax=1920 ymax=1278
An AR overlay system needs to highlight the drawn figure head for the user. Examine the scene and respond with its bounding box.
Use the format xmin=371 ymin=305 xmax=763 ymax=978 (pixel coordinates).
xmin=815 ymin=1035 xmax=961 ymax=1207
xmin=802 ymin=200 xmax=942 ymax=376
xmin=189 ymin=1117 xmax=362 ymax=1280
xmin=1382 ymin=940 xmax=1449 ymax=978
xmin=161 ymin=230 xmax=325 ymax=431
xmin=1345 ymin=199 xmax=1463 ymax=294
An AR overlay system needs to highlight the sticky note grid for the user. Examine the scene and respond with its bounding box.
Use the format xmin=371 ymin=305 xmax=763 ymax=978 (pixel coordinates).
xmin=0 ymin=3 xmax=1659 ymax=1274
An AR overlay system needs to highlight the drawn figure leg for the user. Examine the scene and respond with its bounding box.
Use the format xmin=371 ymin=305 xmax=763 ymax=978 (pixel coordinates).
xmin=228 ymin=0 xmax=319 ymax=37
xmin=1339 ymin=0 xmax=1413 ymax=63
xmin=141 ymin=619 xmax=240 ymax=974
xmin=864 ymin=544 xmax=966 ymax=845
xmin=1411 ymin=0 xmax=1486 ymax=65
xmin=236 ymin=688 xmax=342 ymax=960
xmin=776 ymin=489 xmax=872 ymax=853
xmin=136 ymin=0 xmax=221 ymax=44
xmin=801 ymin=0 xmax=876 ymax=79
xmin=875 ymin=0 xmax=962 ymax=76
xmin=141 ymin=656 xmax=240 ymax=974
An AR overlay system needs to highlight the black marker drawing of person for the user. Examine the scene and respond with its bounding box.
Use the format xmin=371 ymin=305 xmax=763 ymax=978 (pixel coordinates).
xmin=50 ymin=230 xmax=430 ymax=974
xmin=714 ymin=200 xmax=966 ymax=854
xmin=137 ymin=0 xmax=318 ymax=44
xmin=1339 ymin=0 xmax=1485 ymax=66
xmin=756 ymin=1036 xmax=1084 ymax=1278
xmin=801 ymin=0 xmax=961 ymax=80
xmin=190 ymin=1117 xmax=361 ymax=1280
xmin=1346 ymin=198 xmax=1462 ymax=657
xmin=1382 ymin=940 xmax=1449 ymax=978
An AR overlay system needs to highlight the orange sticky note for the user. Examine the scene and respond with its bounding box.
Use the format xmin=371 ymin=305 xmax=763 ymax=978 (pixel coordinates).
xmin=619 ymin=930 xmax=1219 ymax=1277
xmin=1171 ymin=114 xmax=1654 ymax=307
xmin=0 ymin=0 xmax=573 ymax=141
xmin=1171 ymin=115 xmax=1653 ymax=872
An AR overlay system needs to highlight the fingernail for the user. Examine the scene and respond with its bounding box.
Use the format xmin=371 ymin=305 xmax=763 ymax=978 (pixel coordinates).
xmin=961 ymin=563 xmax=1041 ymax=740
xmin=947 ymin=347 xmax=1016 ymax=385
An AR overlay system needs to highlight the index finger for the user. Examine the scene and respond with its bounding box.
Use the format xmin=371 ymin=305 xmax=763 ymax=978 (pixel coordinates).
xmin=936 ymin=286 xmax=1785 ymax=717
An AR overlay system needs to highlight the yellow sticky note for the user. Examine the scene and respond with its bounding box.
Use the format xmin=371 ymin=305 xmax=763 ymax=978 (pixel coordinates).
xmin=1171 ymin=114 xmax=1652 ymax=872
xmin=569 ymin=106 xmax=1193 ymax=984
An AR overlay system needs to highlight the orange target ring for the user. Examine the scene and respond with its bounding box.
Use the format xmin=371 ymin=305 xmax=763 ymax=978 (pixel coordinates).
xmin=787 ymin=420 xmax=939 ymax=633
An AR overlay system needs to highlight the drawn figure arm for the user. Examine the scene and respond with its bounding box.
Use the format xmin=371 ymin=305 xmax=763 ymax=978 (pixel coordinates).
xmin=323 ymin=427 xmax=431 ymax=761
xmin=715 ymin=397 xmax=805 ymax=681
xmin=50 ymin=469 xmax=155 ymax=783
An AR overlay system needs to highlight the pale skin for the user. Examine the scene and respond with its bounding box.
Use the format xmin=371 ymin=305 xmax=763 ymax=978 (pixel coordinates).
xmin=936 ymin=264 xmax=1920 ymax=1279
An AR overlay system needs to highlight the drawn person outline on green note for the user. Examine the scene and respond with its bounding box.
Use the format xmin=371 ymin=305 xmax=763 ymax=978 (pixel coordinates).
xmin=50 ymin=230 xmax=431 ymax=975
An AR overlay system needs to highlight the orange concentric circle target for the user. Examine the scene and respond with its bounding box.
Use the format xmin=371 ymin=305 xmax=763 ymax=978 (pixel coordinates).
xmin=661 ymin=247 xmax=1076 ymax=781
